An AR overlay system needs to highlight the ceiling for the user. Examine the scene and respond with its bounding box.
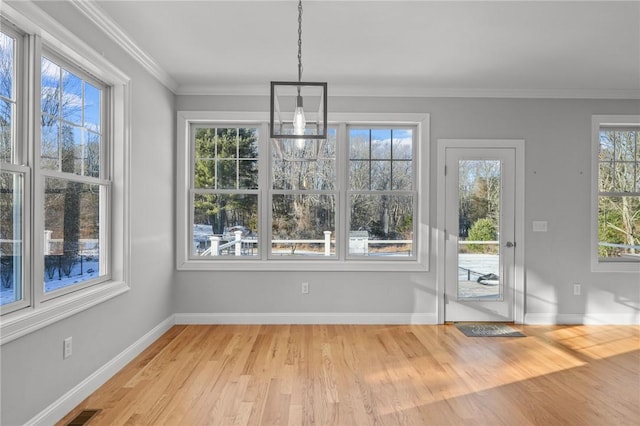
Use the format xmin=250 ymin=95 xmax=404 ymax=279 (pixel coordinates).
xmin=82 ymin=1 xmax=639 ymax=98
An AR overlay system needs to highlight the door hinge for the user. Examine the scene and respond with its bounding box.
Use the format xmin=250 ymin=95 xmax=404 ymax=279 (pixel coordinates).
xmin=444 ymin=165 xmax=447 ymax=176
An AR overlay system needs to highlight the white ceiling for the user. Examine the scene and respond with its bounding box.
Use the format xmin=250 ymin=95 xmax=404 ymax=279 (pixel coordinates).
xmin=85 ymin=0 xmax=639 ymax=98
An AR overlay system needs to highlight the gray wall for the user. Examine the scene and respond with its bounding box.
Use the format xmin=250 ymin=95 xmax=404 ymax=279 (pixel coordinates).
xmin=175 ymin=95 xmax=640 ymax=320
xmin=0 ymin=3 xmax=176 ymax=425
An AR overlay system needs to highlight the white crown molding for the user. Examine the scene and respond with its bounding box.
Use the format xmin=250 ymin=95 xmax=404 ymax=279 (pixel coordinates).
xmin=177 ymin=84 xmax=640 ymax=100
xmin=68 ymin=0 xmax=179 ymax=93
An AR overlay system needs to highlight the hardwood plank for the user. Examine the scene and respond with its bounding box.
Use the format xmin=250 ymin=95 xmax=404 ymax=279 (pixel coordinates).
xmin=57 ymin=325 xmax=640 ymax=426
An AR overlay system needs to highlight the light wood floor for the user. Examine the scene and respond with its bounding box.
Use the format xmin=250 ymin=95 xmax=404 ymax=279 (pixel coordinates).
xmin=58 ymin=324 xmax=640 ymax=426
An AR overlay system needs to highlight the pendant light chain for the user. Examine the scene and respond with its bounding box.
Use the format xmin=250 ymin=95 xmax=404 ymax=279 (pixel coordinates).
xmin=297 ymin=0 xmax=303 ymax=83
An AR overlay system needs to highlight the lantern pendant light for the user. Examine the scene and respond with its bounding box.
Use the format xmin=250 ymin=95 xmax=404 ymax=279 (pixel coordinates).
xmin=270 ymin=0 xmax=327 ymax=140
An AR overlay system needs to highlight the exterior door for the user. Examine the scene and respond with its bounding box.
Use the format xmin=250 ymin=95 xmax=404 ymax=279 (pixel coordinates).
xmin=444 ymin=148 xmax=516 ymax=322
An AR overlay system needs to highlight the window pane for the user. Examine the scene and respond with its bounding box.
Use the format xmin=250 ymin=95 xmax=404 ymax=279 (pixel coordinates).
xmin=272 ymin=194 xmax=335 ymax=257
xmin=598 ymin=195 xmax=640 ymax=261
xmin=216 ymin=128 xmax=238 ymax=159
xmin=193 ymin=193 xmax=258 ymax=257
xmin=349 ymin=129 xmax=370 ymax=159
xmin=599 ymin=162 xmax=615 ymax=192
xmin=217 ymin=159 xmax=237 ymax=189
xmin=599 ymin=131 xmax=614 ymax=161
xmin=0 ymin=98 xmax=12 ymax=163
xmin=0 ymin=31 xmax=14 ymax=99
xmin=60 ymin=125 xmax=83 ymax=175
xmin=43 ymin=178 xmax=103 ymax=293
xmin=86 ymin=131 xmax=100 ymax=178
xmin=349 ymin=194 xmax=413 ymax=257
xmin=239 ymin=159 xmax=258 ymax=189
xmin=371 ymin=160 xmax=391 ymax=190
xmin=0 ymin=171 xmax=23 ymax=306
xmin=392 ymin=160 xmax=412 ymax=190
xmin=194 ymin=159 xmax=215 ymax=189
xmin=41 ymin=57 xmax=61 ymax=115
xmin=41 ymin=120 xmax=60 ymax=171
xmin=61 ymin=69 xmax=82 ymax=125
xmin=371 ymin=129 xmax=391 ymax=159
xmin=84 ymin=82 xmax=101 ymax=132
xmin=613 ymin=163 xmax=636 ymax=192
xmin=392 ymin=129 xmax=413 ymax=160
xmin=349 ymin=160 xmax=370 ymax=190
xmin=612 ymin=130 xmax=636 ymax=161
xmin=1 ymin=31 xmax=15 ymax=164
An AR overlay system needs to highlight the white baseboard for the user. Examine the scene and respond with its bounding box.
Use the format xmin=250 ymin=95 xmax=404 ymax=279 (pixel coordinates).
xmin=26 ymin=315 xmax=176 ymax=426
xmin=525 ymin=313 xmax=640 ymax=325
xmin=175 ymin=312 xmax=439 ymax=325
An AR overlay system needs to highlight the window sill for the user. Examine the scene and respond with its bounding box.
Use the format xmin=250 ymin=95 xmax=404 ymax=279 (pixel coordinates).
xmin=0 ymin=280 xmax=129 ymax=345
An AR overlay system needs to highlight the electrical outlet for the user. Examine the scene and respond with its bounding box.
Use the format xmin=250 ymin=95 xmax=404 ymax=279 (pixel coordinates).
xmin=532 ymin=221 xmax=548 ymax=232
xmin=573 ymin=283 xmax=581 ymax=296
xmin=63 ymin=337 xmax=73 ymax=359
xmin=301 ymin=282 xmax=309 ymax=294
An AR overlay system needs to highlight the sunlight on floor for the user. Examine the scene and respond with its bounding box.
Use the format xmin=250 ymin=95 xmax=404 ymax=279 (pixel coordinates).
xmin=364 ymin=330 xmax=593 ymax=417
xmin=545 ymin=325 xmax=640 ymax=360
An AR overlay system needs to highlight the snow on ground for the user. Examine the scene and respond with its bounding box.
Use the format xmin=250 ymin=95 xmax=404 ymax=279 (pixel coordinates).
xmin=458 ymin=253 xmax=499 ymax=279
xmin=1 ymin=257 xmax=100 ymax=306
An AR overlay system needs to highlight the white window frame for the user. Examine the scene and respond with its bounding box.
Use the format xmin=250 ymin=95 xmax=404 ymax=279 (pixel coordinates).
xmin=1 ymin=21 xmax=31 ymax=315
xmin=177 ymin=111 xmax=429 ymax=271
xmin=590 ymin=115 xmax=640 ymax=273
xmin=0 ymin=2 xmax=131 ymax=345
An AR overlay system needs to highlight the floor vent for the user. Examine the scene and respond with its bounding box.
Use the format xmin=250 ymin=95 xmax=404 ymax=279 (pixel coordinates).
xmin=66 ymin=409 xmax=101 ymax=426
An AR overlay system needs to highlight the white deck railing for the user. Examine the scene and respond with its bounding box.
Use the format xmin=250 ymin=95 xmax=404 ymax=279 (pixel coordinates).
xmin=200 ymin=231 xmax=412 ymax=257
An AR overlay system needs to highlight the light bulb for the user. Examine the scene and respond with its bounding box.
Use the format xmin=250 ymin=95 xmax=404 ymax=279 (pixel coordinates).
xmin=293 ymin=105 xmax=306 ymax=136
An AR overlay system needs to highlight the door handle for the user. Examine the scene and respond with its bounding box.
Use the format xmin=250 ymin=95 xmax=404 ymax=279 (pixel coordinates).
xmin=505 ymin=241 xmax=516 ymax=248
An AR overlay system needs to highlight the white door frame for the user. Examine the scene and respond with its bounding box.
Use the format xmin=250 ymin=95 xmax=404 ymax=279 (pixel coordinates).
xmin=436 ymin=139 xmax=526 ymax=324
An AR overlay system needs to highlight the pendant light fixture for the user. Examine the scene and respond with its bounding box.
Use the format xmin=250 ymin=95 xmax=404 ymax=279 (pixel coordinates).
xmin=270 ymin=0 xmax=327 ymax=141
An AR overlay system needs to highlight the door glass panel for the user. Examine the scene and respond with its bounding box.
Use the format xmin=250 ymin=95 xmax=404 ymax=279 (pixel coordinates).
xmin=457 ymin=160 xmax=502 ymax=300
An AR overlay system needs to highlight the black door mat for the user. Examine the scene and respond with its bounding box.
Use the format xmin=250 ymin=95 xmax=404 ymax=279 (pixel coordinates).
xmin=455 ymin=323 xmax=525 ymax=337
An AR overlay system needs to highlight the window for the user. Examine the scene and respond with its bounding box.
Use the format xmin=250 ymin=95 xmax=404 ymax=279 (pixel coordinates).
xmin=1 ymin=24 xmax=29 ymax=312
xmin=1 ymin=2 xmax=130 ymax=344
xmin=177 ymin=112 xmax=429 ymax=271
xmin=192 ymin=126 xmax=260 ymax=257
xmin=40 ymin=53 xmax=109 ymax=298
xmin=591 ymin=116 xmax=640 ymax=272
xmin=348 ymin=127 xmax=415 ymax=258
xmin=271 ymin=128 xmax=337 ymax=257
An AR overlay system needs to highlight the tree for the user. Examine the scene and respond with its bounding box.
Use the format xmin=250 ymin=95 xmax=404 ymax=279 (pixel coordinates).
xmin=468 ymin=218 xmax=497 ymax=254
